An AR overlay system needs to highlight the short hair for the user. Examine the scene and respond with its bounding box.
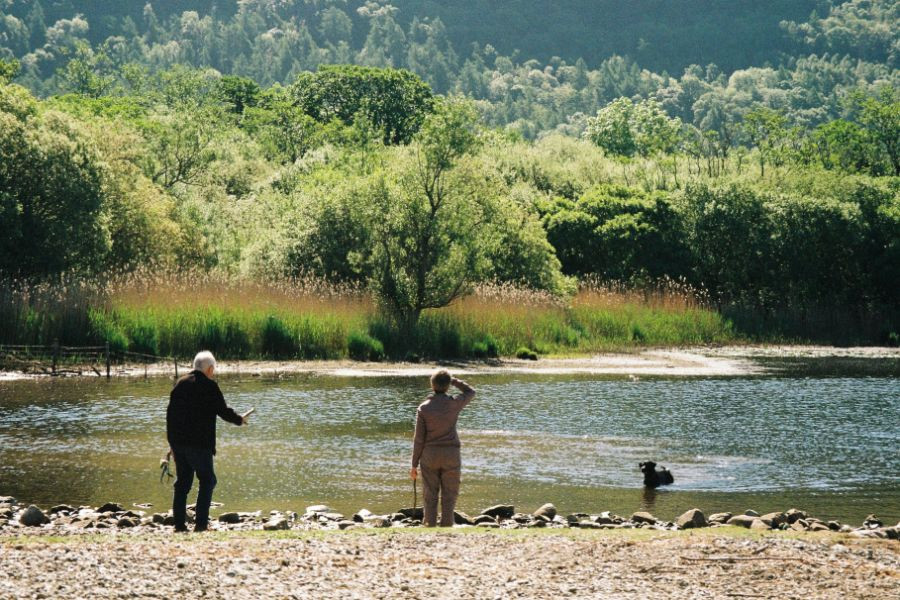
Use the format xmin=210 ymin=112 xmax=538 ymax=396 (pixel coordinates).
xmin=193 ymin=350 xmax=217 ymax=373
xmin=431 ymin=370 xmax=451 ymax=393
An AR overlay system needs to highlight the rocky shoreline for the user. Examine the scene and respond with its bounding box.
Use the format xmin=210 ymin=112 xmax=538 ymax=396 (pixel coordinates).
xmin=2 ymin=496 xmax=898 ymax=540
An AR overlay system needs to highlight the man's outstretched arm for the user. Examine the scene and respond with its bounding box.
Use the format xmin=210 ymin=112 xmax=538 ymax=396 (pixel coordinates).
xmin=211 ymin=381 xmax=244 ymax=426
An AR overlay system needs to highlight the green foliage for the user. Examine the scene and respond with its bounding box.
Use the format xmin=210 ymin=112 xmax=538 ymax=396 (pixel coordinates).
xmin=0 ymin=57 xmax=19 ymax=82
xmin=584 ymin=98 xmax=681 ymax=157
xmin=347 ymin=331 xmax=385 ymax=361
xmin=292 ymin=65 xmax=434 ymax=144
xmin=0 ymin=103 xmax=106 ymax=276
xmin=368 ymin=97 xmax=484 ymax=326
xmin=515 ymin=347 xmax=538 ymax=360
xmin=260 ymin=315 xmax=299 ymax=358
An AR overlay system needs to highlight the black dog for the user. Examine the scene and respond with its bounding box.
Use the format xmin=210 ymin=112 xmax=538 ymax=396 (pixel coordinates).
xmin=639 ymin=461 xmax=674 ymax=488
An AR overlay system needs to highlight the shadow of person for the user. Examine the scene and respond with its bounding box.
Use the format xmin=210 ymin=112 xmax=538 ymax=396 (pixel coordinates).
xmin=640 ymin=486 xmax=658 ymax=512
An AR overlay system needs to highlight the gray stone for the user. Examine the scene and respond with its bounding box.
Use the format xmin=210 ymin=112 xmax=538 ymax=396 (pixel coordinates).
xmin=676 ymin=508 xmax=707 ymax=529
xmin=708 ymin=512 xmax=732 ymax=524
xmin=337 ymin=520 xmax=356 ymax=530
xmin=398 ymin=507 xmax=423 ymax=520
xmin=749 ymin=519 xmax=771 ymax=531
xmin=784 ymin=508 xmax=807 ymax=524
xmin=808 ymin=522 xmax=830 ymax=532
xmin=476 ymin=521 xmax=500 ymax=528
xmin=790 ymin=520 xmax=809 ymax=531
xmin=49 ymin=504 xmax=75 ymax=514
xmin=97 ymin=503 xmax=123 ymax=514
xmin=19 ymin=505 xmax=49 ymax=527
xmin=473 ymin=514 xmax=498 ymax=525
xmin=116 ymin=517 xmax=138 ymax=528
xmin=577 ymin=522 xmax=604 ymax=529
xmin=630 ymin=511 xmax=657 ymax=525
xmin=218 ymin=512 xmax=241 ymax=524
xmin=827 ymin=521 xmax=842 ymax=531
xmin=318 ymin=512 xmax=345 ymax=522
xmin=760 ymin=512 xmax=787 ymax=528
xmin=353 ymin=509 xmax=373 ymax=523
xmin=532 ymin=503 xmax=557 ymax=520
xmin=263 ymin=517 xmax=289 ymax=531
xmin=593 ymin=516 xmax=615 ymax=525
xmin=481 ymin=505 xmax=515 ymax=520
xmin=744 ymin=509 xmax=760 ymax=517
xmin=454 ymin=511 xmax=474 ymax=525
xmin=305 ymin=505 xmax=332 ymax=514
xmin=863 ymin=514 xmax=882 ymax=529
xmin=726 ymin=515 xmax=757 ymax=528
xmin=370 ymin=517 xmax=391 ymax=528
xmin=151 ymin=513 xmax=167 ymax=524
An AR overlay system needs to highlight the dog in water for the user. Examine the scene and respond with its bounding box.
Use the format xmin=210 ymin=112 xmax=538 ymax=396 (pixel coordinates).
xmin=639 ymin=461 xmax=674 ymax=488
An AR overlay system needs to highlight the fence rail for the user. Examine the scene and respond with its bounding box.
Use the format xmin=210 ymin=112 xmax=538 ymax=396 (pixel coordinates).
xmin=0 ymin=340 xmax=190 ymax=378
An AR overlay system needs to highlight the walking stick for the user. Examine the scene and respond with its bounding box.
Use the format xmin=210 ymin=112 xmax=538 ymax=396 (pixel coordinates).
xmin=412 ymin=477 xmax=417 ymax=518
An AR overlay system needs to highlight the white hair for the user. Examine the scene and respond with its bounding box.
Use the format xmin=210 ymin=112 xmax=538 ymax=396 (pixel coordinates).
xmin=193 ymin=351 xmax=217 ymax=373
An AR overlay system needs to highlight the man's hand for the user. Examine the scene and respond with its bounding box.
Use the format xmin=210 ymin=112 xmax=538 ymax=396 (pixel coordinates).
xmin=241 ymin=407 xmax=255 ymax=425
xmin=410 ymin=467 xmax=418 ymax=480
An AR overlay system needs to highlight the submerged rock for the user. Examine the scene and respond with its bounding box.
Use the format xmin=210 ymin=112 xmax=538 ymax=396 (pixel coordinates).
xmin=19 ymin=505 xmax=49 ymax=527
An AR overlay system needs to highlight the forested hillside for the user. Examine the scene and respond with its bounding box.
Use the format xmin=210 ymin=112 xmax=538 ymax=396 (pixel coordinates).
xmin=2 ymin=0 xmax=898 ymax=135
xmin=0 ymin=1 xmax=898 ymax=354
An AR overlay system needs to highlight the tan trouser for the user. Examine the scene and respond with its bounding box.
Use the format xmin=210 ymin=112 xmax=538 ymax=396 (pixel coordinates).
xmin=420 ymin=445 xmax=461 ymax=527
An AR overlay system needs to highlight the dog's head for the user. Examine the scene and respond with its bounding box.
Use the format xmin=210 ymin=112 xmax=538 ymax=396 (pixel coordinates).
xmin=639 ymin=461 xmax=657 ymax=474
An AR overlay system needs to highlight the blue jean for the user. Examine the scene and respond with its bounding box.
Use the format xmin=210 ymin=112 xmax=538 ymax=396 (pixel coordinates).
xmin=171 ymin=445 xmax=217 ymax=529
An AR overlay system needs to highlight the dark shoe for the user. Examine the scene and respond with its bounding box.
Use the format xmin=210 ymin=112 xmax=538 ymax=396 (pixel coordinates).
xmin=173 ymin=524 xmax=188 ymax=533
xmin=193 ymin=524 xmax=208 ymax=533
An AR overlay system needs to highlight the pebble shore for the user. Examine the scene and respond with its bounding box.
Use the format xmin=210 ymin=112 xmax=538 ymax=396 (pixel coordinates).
xmin=2 ymin=496 xmax=899 ymax=599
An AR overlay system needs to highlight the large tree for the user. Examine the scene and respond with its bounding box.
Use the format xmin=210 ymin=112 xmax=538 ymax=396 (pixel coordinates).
xmin=291 ymin=64 xmax=434 ymax=145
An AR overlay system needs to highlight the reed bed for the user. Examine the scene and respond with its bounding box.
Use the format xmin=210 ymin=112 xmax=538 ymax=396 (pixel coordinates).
xmin=0 ymin=275 xmax=736 ymax=360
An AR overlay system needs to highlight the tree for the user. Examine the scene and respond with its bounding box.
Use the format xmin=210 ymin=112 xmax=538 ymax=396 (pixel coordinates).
xmin=0 ymin=107 xmax=106 ymax=276
xmin=368 ymin=96 xmax=483 ymax=327
xmin=583 ymin=97 xmax=681 ymax=157
xmin=218 ymin=75 xmax=260 ymax=113
xmin=292 ymin=65 xmax=434 ymax=144
xmin=0 ymin=58 xmax=19 ymax=83
xmin=742 ymin=107 xmax=788 ymax=176
xmin=857 ymin=87 xmax=900 ymax=175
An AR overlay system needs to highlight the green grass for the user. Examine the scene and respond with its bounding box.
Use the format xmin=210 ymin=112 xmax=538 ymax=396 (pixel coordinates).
xmin=1 ymin=277 xmax=740 ymax=361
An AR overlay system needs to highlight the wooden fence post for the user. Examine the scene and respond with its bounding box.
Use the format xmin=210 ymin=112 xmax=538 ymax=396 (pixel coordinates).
xmin=52 ymin=339 xmax=59 ymax=375
xmin=174 ymin=356 xmax=178 ymax=379
xmin=105 ymin=341 xmax=111 ymax=379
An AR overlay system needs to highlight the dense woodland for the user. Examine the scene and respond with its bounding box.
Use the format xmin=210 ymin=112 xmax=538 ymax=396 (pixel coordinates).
xmin=0 ymin=0 xmax=898 ymax=350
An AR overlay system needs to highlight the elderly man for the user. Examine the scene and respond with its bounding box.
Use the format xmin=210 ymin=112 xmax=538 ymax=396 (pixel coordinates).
xmin=166 ymin=351 xmax=249 ymax=532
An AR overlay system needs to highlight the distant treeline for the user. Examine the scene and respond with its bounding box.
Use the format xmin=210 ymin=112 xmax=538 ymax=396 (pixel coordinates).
xmin=1 ymin=0 xmax=897 ymax=137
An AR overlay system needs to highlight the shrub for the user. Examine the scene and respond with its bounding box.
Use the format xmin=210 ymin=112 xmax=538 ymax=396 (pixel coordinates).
xmin=515 ymin=346 xmax=538 ymax=360
xmin=260 ymin=315 xmax=298 ymax=358
xmin=347 ymin=331 xmax=385 ymax=361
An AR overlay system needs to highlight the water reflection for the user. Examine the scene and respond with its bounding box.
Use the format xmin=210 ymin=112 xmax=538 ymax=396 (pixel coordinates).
xmin=0 ymin=370 xmax=898 ymax=522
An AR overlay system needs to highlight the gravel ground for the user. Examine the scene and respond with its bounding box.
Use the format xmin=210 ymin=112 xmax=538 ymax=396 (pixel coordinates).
xmin=1 ymin=530 xmax=898 ymax=600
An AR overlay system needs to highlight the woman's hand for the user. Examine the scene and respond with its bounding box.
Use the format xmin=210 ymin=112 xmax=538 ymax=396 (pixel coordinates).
xmin=409 ymin=467 xmax=418 ymax=480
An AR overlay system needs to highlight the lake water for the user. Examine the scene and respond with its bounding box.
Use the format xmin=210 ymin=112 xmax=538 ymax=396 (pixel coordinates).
xmin=0 ymin=362 xmax=898 ymax=524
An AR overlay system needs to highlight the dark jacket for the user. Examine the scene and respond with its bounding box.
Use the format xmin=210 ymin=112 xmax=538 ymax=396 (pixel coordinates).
xmin=166 ymin=370 xmax=243 ymax=455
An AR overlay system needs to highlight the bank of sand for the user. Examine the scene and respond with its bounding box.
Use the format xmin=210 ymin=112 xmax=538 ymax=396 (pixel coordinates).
xmin=1 ymin=529 xmax=898 ymax=599
xmin=2 ymin=345 xmax=897 ymax=380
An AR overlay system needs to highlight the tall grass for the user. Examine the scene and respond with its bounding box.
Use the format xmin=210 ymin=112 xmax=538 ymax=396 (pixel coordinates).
xmin=0 ymin=274 xmax=737 ymax=360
